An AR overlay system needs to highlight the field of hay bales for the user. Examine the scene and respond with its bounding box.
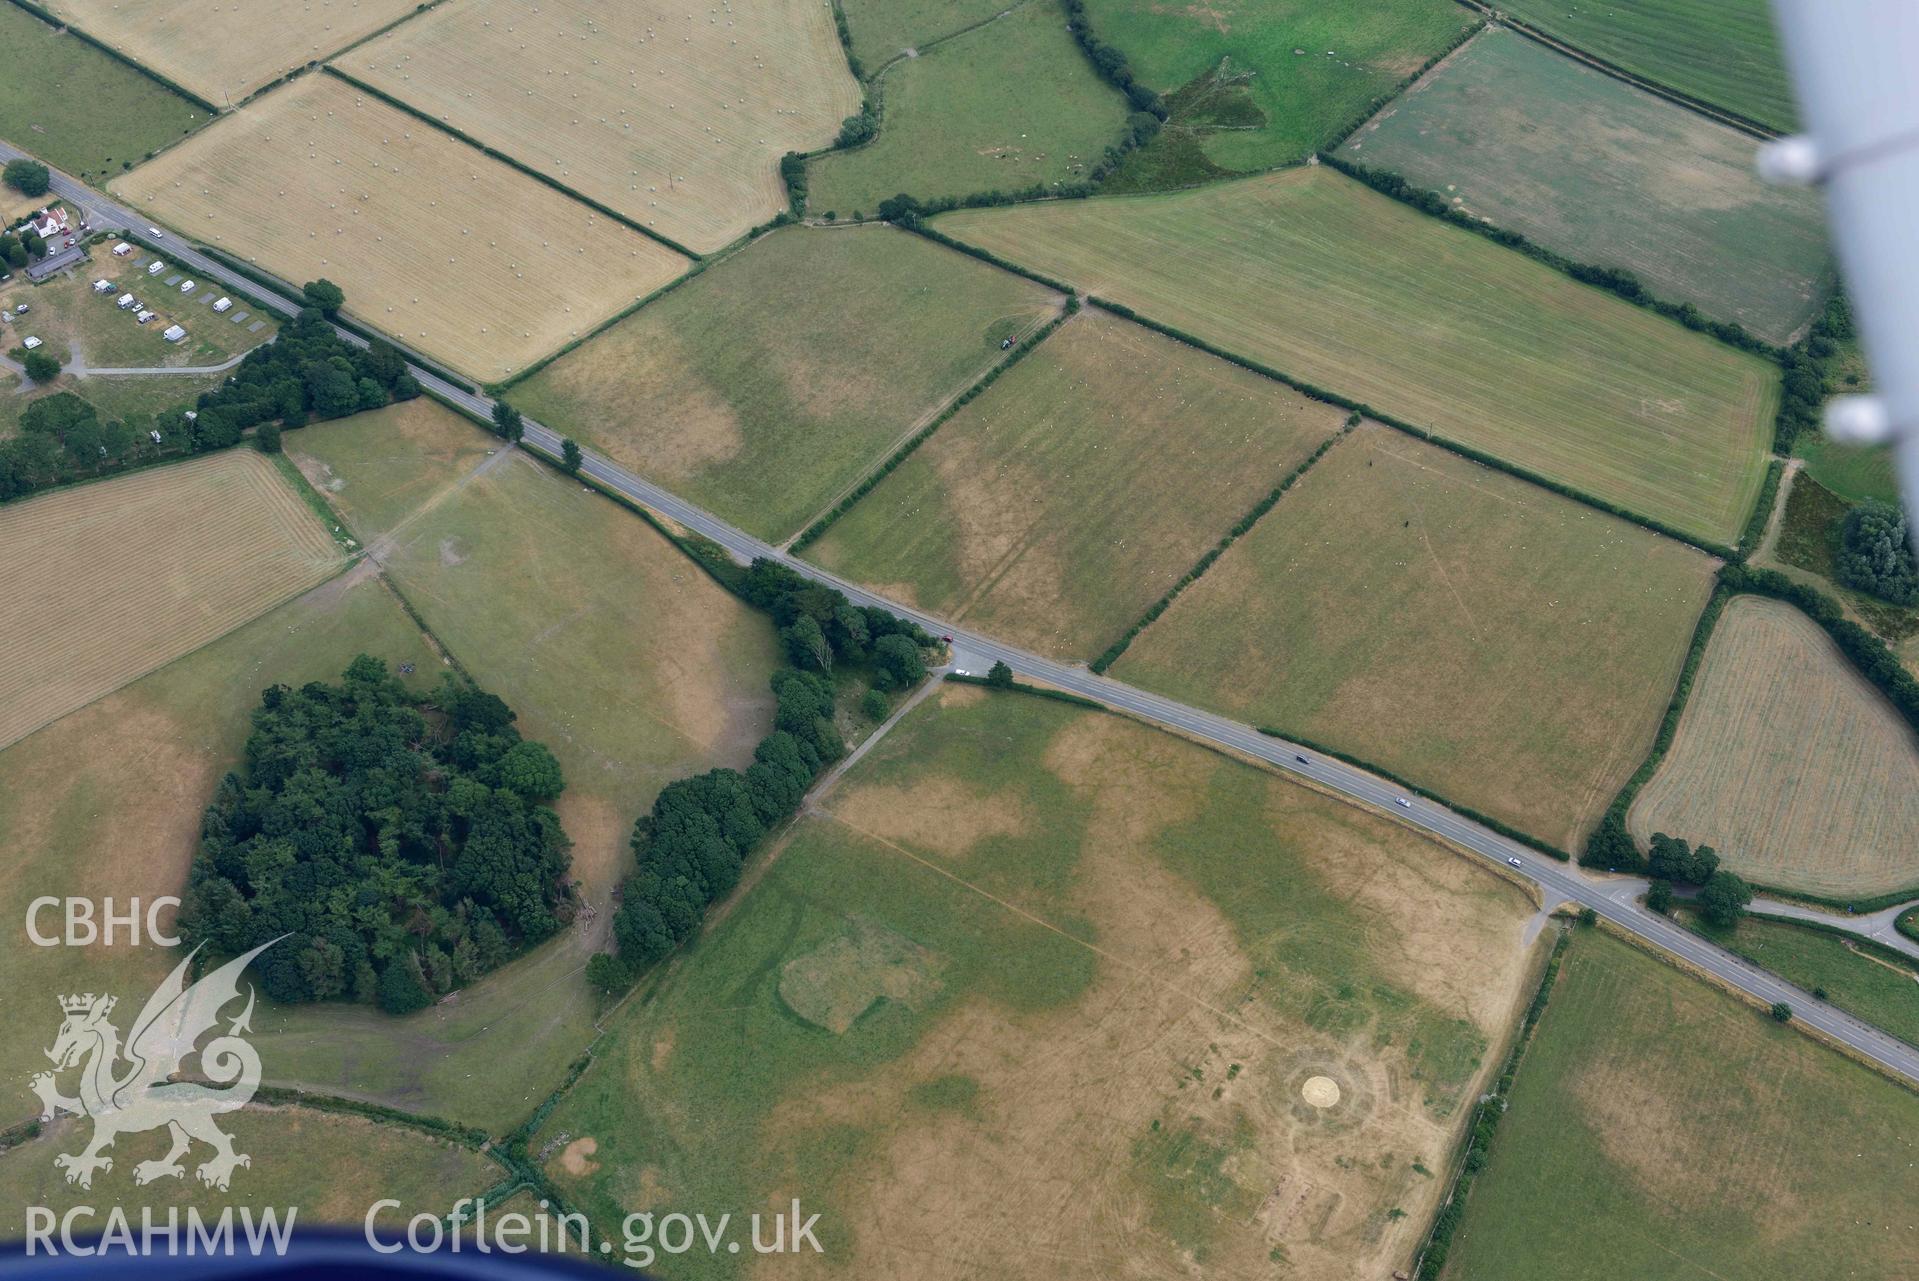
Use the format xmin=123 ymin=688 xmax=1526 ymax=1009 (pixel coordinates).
xmin=937 ymin=167 xmax=1777 ymax=546
xmin=0 ymin=2 xmax=206 ymax=180
xmin=1438 ymin=931 xmax=1919 ymax=1281
xmin=1628 ymin=595 xmax=1919 ymax=899
xmin=112 ymin=74 xmax=688 ymax=381
xmin=1497 ymin=0 xmax=1794 ymax=131
xmin=342 ymin=0 xmax=859 ymax=253
xmin=805 ymin=308 xmax=1346 ymax=660
xmin=1084 ymin=0 xmax=1477 ymax=172
xmin=510 ymin=224 xmax=1060 ymax=542
xmin=39 ymin=0 xmax=423 ymax=107
xmin=1341 ymin=29 xmax=1831 ymax=345
xmin=0 ymin=1106 xmax=499 ymax=1231
xmin=0 ymin=449 xmax=342 ymax=754
xmin=805 ymin=0 xmax=1132 ymax=219
xmin=534 ymin=684 xmax=1540 ymax=1280
xmin=1112 ymin=425 xmax=1717 ymax=850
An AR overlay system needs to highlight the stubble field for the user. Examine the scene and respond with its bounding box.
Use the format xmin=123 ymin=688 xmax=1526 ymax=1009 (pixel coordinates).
xmin=1439 ymin=931 xmax=1919 ymax=1281
xmin=0 ymin=449 xmax=342 ymax=754
xmin=112 ymin=74 xmax=688 ymax=381
xmin=1341 ymin=28 xmax=1830 ymax=345
xmin=510 ymin=225 xmax=1060 ymax=542
xmin=938 ymin=166 xmax=1777 ymax=546
xmin=39 ymin=0 xmax=423 ymax=106
xmin=342 ymin=0 xmax=859 ymax=253
xmin=805 ymin=308 xmax=1346 ymax=659
xmin=1629 ymin=595 xmax=1919 ymax=899
xmin=534 ymin=685 xmax=1540 ymax=1280
xmin=1495 ymin=0 xmax=1795 ymax=131
xmin=1113 ymin=425 xmax=1717 ymax=850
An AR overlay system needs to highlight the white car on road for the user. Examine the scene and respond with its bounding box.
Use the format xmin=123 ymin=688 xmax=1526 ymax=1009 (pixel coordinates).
xmin=1394 ymin=797 xmax=1411 ymax=809
xmin=147 ymin=227 xmax=163 ymax=239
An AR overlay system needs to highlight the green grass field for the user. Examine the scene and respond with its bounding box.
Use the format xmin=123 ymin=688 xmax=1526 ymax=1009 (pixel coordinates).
xmin=1440 ymin=931 xmax=1919 ymax=1281
xmin=838 ymin=0 xmax=1013 ymax=72
xmin=804 ymin=309 xmax=1345 ymax=659
xmin=806 ymin=0 xmax=1132 ymax=218
xmin=0 ymin=1106 xmax=499 ymax=1230
xmin=1498 ymin=0 xmax=1796 ymax=132
xmin=938 ymin=167 xmax=1777 ymax=546
xmin=0 ymin=2 xmax=205 ymax=180
xmin=1768 ymin=472 xmax=1919 ymax=646
xmin=1795 ymin=435 xmax=1901 ymax=506
xmin=511 ymin=225 xmax=1060 ymax=542
xmin=1113 ymin=425 xmax=1717 ymax=850
xmin=0 ymin=366 xmax=223 ymax=437
xmin=1 ymin=264 xmax=275 ymax=368
xmin=1679 ymin=910 xmax=1919 ymax=1050
xmin=1084 ymin=0 xmax=1475 ymax=172
xmin=1341 ymin=29 xmax=1830 ymax=345
xmin=535 ymin=684 xmax=1538 ymax=1280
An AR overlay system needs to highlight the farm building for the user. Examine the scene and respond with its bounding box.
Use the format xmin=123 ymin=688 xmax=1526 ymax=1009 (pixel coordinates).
xmin=162 ymin=325 xmax=186 ymax=343
xmin=26 ymin=245 xmax=86 ymax=281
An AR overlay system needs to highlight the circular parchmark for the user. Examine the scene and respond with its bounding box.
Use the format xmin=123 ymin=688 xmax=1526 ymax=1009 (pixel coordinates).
xmin=1301 ymin=1075 xmax=1341 ymax=1108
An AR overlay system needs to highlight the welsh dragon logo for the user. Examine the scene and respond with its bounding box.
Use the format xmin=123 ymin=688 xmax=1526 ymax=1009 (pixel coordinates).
xmin=30 ymin=939 xmax=279 ymax=1191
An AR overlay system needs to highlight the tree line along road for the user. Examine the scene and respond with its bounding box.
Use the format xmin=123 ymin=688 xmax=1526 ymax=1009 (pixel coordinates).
xmin=7 ymin=137 xmax=1917 ymax=1091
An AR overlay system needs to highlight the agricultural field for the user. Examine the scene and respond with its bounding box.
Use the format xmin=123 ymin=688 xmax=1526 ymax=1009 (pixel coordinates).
xmin=805 ymin=309 xmax=1346 ymax=659
xmin=1497 ymin=0 xmax=1796 ymax=132
xmin=1113 ymin=425 xmax=1717 ymax=850
xmin=38 ymin=0 xmax=423 ymax=107
xmin=510 ymin=225 xmax=1060 ymax=542
xmin=1677 ymin=910 xmax=1919 ymax=1051
xmin=0 ymin=2 xmax=205 ymax=180
xmin=806 ymin=0 xmax=1131 ymax=219
xmin=342 ymin=0 xmax=859 ymax=253
xmin=535 ymin=684 xmax=1542 ymax=1280
xmin=0 ymin=568 xmax=440 ymax=1097
xmin=0 ymin=1107 xmax=498 ymax=1230
xmin=1085 ymin=0 xmax=1477 ymax=172
xmin=1438 ymin=931 xmax=1919 ymax=1281
xmin=938 ymin=167 xmax=1777 ymax=546
xmin=112 ymin=74 xmax=688 ymax=382
xmin=1795 ymin=435 xmax=1901 ymax=506
xmin=0 ymin=366 xmax=226 ymax=438
xmin=1340 ymin=29 xmax=1831 ymax=345
xmin=838 ymin=0 xmax=1011 ymax=71
xmin=272 ymin=399 xmax=782 ymax=1127
xmin=0 ymin=256 xmax=275 ymax=369
xmin=0 ymin=449 xmax=342 ymax=754
xmin=1629 ymin=595 xmax=1919 ymax=900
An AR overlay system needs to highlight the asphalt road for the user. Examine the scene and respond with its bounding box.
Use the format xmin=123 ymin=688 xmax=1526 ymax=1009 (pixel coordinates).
xmin=13 ymin=139 xmax=1919 ymax=1089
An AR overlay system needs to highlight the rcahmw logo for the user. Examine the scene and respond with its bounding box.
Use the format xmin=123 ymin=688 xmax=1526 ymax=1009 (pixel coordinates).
xmin=24 ymin=938 xmax=298 ymax=1257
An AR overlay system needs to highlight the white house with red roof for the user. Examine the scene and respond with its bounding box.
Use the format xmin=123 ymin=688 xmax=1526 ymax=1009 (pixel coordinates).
xmin=25 ymin=206 xmax=70 ymax=241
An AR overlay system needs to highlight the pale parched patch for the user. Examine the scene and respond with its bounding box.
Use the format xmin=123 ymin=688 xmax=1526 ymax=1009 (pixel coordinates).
xmin=778 ymin=919 xmax=946 ymax=1035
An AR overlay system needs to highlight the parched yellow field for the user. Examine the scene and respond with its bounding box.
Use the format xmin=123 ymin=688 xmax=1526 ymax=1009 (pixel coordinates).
xmin=41 ymin=0 xmax=423 ymax=106
xmin=1630 ymin=595 xmax=1919 ymax=898
xmin=343 ymin=0 xmax=859 ymax=253
xmin=113 ymin=74 xmax=689 ymax=380
xmin=0 ymin=450 xmax=341 ymax=754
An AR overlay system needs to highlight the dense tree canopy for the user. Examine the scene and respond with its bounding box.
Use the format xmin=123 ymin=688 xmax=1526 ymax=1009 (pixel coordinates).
xmin=3 ymin=159 xmax=50 ymax=197
xmin=1835 ymin=501 xmax=1919 ymax=606
xmin=1646 ymin=832 xmax=1719 ymax=886
xmin=179 ymin=658 xmax=574 ymax=1013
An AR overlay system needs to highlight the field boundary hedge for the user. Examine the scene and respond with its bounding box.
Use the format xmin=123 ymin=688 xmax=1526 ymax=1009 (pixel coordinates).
xmin=1089 ymin=422 xmax=1351 ymax=672
xmin=944 ymin=671 xmax=1103 ymax=709
xmin=1254 ymin=728 xmax=1574 ymax=862
xmin=1734 ymin=911 xmax=1919 ymax=981
xmin=1736 ymin=457 xmax=1787 ymax=560
xmin=320 ymin=66 xmax=702 ymax=263
xmin=1319 ymin=152 xmax=1785 ymax=363
xmin=1452 ymin=1 xmax=1782 ymax=141
xmin=1082 ymin=295 xmax=1741 ymax=558
xmin=485 ymin=259 xmax=709 ymax=395
xmin=1411 ymin=929 xmax=1570 ymax=1281
xmin=3 ymin=0 xmax=218 ymax=115
xmin=787 ymin=307 xmax=1074 ymax=551
xmin=1321 ymin=16 xmax=1485 ymax=156
xmin=1585 ymin=565 xmax=1919 ymax=871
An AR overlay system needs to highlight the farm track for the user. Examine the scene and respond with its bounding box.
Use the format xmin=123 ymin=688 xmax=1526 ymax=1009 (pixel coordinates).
xmin=14 ymin=141 xmax=1919 ymax=1093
